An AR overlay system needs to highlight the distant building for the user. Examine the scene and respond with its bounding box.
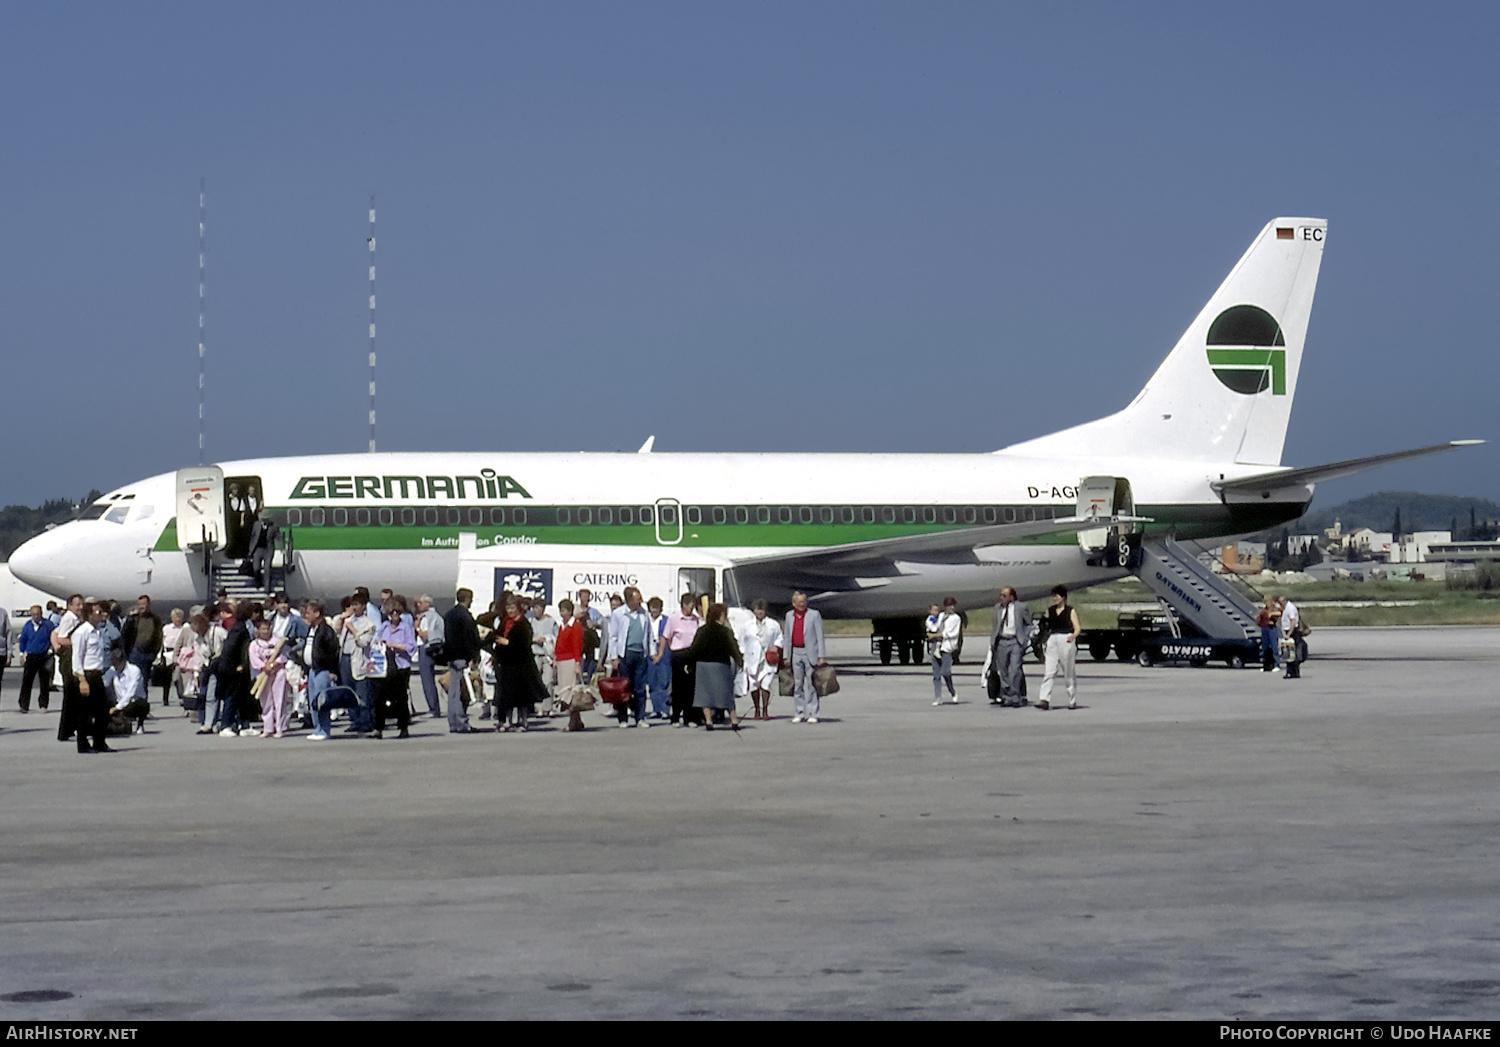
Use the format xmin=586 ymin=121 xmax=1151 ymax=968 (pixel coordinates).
xmin=1388 ymin=531 xmax=1452 ymax=564
xmin=1287 ymin=534 xmax=1319 ymax=556
xmin=1422 ymin=540 xmax=1500 ymax=563
xmin=1348 ymin=529 xmax=1393 ymax=559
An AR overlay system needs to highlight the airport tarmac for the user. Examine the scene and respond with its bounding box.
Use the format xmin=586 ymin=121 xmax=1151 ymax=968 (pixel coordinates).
xmin=0 ymin=627 xmax=1497 ymax=1021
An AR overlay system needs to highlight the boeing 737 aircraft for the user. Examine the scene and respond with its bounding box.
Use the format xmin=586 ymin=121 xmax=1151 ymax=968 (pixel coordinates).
xmin=8 ymin=218 xmax=1479 ymax=630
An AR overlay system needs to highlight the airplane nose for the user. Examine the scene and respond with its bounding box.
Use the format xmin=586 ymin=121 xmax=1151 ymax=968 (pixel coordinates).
xmin=8 ymin=526 xmax=75 ymax=596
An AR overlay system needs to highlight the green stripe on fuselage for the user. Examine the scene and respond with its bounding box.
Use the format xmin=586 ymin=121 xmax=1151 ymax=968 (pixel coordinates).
xmin=204 ymin=500 xmax=1304 ymax=553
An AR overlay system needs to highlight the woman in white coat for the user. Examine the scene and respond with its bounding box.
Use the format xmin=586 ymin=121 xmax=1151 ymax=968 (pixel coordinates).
xmin=747 ymin=600 xmax=783 ymax=721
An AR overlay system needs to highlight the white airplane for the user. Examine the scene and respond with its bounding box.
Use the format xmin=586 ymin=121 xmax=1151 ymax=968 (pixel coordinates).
xmin=8 ymin=217 xmax=1479 ymax=626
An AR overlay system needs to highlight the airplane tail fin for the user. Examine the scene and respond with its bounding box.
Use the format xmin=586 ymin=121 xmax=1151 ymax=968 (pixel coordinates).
xmin=1000 ymin=217 xmax=1326 ymax=466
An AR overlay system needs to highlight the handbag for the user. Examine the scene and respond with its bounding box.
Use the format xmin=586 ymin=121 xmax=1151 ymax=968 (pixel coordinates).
xmin=426 ymin=639 xmax=447 ymax=667
xmin=777 ymin=662 xmax=794 ymax=697
xmin=597 ymin=675 xmax=631 ymax=705
xmin=812 ymin=663 xmax=840 ymax=698
xmin=318 ymin=685 xmax=361 ymax=710
xmin=764 ymin=646 xmax=780 ymax=667
xmin=364 ymin=640 xmax=389 ymax=679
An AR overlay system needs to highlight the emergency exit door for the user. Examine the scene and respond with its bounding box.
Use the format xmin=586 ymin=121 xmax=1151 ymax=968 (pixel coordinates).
xmin=655 ymin=498 xmax=682 ymax=545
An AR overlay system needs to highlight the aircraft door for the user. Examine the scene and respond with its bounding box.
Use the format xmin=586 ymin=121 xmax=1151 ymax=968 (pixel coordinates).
xmin=1076 ymin=476 xmax=1138 ymax=567
xmin=224 ymin=476 xmax=264 ymax=558
xmin=655 ymin=498 xmax=682 ymax=545
xmin=175 ymin=466 xmax=226 ymax=551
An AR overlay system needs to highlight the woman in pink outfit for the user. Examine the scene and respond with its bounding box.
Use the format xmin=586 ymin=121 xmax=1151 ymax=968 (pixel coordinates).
xmin=249 ymin=619 xmax=288 ymax=737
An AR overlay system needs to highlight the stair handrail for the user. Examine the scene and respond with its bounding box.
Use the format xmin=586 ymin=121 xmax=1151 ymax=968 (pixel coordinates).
xmin=1163 ymin=537 xmax=1261 ymax=622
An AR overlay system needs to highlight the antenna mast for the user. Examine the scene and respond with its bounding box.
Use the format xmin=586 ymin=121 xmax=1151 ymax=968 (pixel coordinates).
xmin=198 ymin=177 xmax=207 ymax=466
xmin=368 ymin=196 xmax=377 ymax=453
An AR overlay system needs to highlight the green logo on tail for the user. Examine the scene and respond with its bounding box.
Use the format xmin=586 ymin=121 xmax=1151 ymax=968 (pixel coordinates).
xmin=1206 ymin=305 xmax=1285 ymax=395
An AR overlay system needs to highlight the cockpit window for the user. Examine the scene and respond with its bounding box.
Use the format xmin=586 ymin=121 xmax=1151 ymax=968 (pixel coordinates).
xmin=80 ymin=503 xmax=110 ymax=520
xmin=104 ymin=505 xmax=131 ymax=525
xmin=131 ymin=504 xmax=155 ymax=522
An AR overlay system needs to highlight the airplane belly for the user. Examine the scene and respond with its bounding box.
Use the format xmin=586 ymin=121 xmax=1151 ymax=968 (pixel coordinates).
xmin=288 ymin=549 xmax=460 ymax=605
xmin=807 ymin=548 xmax=1129 ymax=617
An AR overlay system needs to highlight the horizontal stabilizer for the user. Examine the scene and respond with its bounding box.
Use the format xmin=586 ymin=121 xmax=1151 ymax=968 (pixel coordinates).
xmin=1212 ymin=441 xmax=1484 ymax=497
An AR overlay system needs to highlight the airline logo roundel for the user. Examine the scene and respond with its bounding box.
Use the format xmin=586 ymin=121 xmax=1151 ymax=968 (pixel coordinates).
xmin=1205 ymin=305 xmax=1286 ymax=395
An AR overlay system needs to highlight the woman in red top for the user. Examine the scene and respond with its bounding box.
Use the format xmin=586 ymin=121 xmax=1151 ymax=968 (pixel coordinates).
xmin=553 ymin=598 xmax=582 ymax=690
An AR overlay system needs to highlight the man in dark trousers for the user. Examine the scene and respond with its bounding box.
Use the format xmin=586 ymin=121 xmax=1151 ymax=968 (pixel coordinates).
xmin=989 ymin=587 xmax=1034 ymax=707
xmin=119 ymin=595 xmax=164 ymax=687
xmin=18 ymin=605 xmax=55 ymax=712
xmin=52 ymin=594 xmax=85 ymax=742
xmin=213 ymin=601 xmax=254 ymax=736
xmin=443 ymin=588 xmax=481 ymax=734
xmin=296 ymin=600 xmax=342 ymax=741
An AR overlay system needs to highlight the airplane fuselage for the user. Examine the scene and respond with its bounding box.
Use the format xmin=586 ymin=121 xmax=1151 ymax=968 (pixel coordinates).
xmin=7 ymin=449 xmax=1306 ymax=615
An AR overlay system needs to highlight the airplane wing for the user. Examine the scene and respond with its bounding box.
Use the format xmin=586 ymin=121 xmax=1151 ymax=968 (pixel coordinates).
xmin=727 ymin=513 xmax=1148 ymax=589
xmin=1212 ymin=441 xmax=1484 ymax=497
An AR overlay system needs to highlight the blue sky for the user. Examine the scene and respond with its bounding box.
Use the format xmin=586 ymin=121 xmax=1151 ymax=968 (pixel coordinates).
xmin=2 ymin=1 xmax=1495 ymax=509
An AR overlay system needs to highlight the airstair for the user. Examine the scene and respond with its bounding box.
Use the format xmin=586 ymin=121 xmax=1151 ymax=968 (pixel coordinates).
xmin=1135 ymin=537 xmax=1260 ymax=643
xmin=205 ymin=531 xmax=294 ymax=604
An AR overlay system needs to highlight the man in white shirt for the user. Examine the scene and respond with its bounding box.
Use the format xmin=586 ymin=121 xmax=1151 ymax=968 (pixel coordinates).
xmin=71 ymin=601 xmax=114 ymax=753
xmin=336 ymin=594 xmax=377 ymax=732
xmin=105 ymin=647 xmax=150 ymax=731
xmin=1278 ymin=597 xmax=1303 ymax=679
xmin=52 ymin=594 xmax=86 ymax=744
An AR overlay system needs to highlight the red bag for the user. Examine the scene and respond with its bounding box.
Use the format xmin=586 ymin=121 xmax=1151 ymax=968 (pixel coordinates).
xmin=597 ymin=676 xmax=631 ymax=705
xmin=764 ymin=647 xmax=780 ymax=667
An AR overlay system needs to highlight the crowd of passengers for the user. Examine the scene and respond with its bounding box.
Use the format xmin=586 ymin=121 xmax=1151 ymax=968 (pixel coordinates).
xmin=18 ymin=584 xmax=831 ymax=751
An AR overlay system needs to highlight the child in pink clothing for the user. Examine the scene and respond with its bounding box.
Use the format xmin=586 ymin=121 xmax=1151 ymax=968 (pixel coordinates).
xmin=250 ymin=620 xmax=288 ymax=738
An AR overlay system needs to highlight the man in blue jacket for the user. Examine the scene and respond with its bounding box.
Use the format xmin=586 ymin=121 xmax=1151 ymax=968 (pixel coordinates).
xmin=18 ymin=605 xmax=54 ymax=712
